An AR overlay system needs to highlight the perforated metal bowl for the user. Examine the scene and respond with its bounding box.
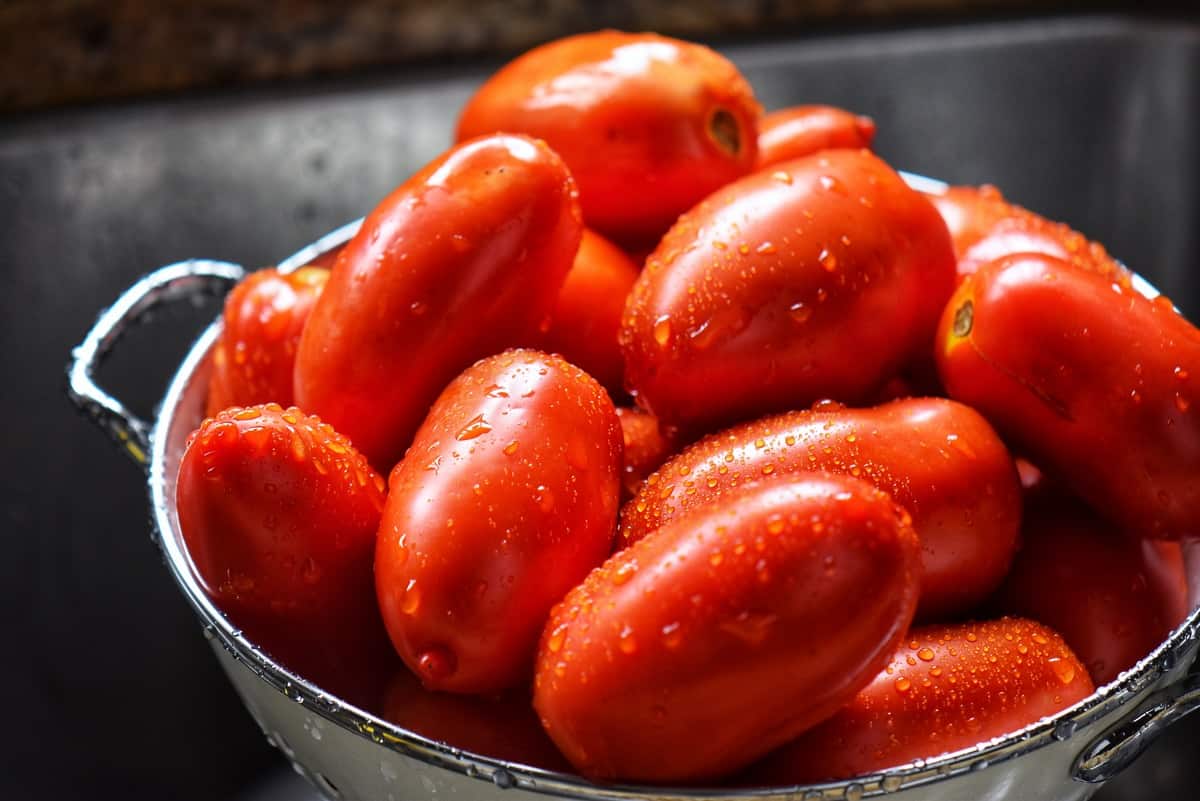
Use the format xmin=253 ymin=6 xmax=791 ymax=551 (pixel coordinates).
xmin=68 ymin=176 xmax=1200 ymax=801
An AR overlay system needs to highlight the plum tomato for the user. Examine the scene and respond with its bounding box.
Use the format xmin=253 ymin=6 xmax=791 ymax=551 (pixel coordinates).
xmin=749 ymin=618 xmax=1094 ymax=784
xmin=756 ymin=105 xmax=876 ymax=168
xmin=619 ymin=397 xmax=1021 ymax=619
xmin=536 ymin=229 xmax=639 ymax=397
xmin=176 ymin=403 xmax=391 ymax=698
xmin=533 ymin=474 xmax=921 ymax=783
xmin=615 ymin=406 xmax=677 ymax=502
xmin=456 ymin=31 xmax=761 ymax=246
xmin=376 ymin=349 xmax=622 ymax=694
xmin=938 ymin=253 xmax=1200 ymax=540
xmin=382 ymin=670 xmax=571 ymax=771
xmin=990 ymin=494 xmax=1189 ymax=685
xmin=927 ymin=184 xmax=1130 ymax=284
xmin=206 ymin=266 xmax=328 ymax=416
xmin=620 ymin=149 xmax=956 ymax=435
xmin=294 ymin=134 xmax=581 ymax=471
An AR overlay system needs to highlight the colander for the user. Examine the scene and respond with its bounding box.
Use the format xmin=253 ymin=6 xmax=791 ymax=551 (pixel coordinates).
xmin=67 ymin=175 xmax=1200 ymax=801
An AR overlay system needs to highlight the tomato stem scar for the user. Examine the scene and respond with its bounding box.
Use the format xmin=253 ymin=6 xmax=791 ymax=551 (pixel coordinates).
xmin=708 ymin=108 xmax=741 ymax=156
xmin=952 ymin=300 xmax=974 ymax=338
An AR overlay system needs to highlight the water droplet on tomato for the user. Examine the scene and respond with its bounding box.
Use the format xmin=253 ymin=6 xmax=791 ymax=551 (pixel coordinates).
xmin=652 ymin=315 xmax=672 ymax=347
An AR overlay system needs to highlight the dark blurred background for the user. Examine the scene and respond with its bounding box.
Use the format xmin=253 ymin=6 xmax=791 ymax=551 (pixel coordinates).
xmin=2 ymin=2 xmax=1198 ymax=800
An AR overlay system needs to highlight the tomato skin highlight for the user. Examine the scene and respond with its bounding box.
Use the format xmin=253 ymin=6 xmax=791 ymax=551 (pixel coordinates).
xmin=927 ymin=184 xmax=1129 ymax=284
xmin=176 ymin=403 xmax=391 ymax=698
xmin=376 ymin=349 xmax=622 ymax=694
xmin=937 ymin=253 xmax=1200 ymax=540
xmin=457 ymin=31 xmax=761 ymax=245
xmin=748 ymin=618 xmax=1095 ymax=784
xmin=756 ymin=105 xmax=876 ymax=167
xmin=537 ymin=229 xmax=640 ymax=397
xmin=294 ymin=134 xmax=582 ymax=471
xmin=206 ymin=266 xmax=328 ymax=416
xmin=534 ymin=474 xmax=921 ymax=783
xmin=990 ymin=495 xmax=1189 ymax=685
xmin=620 ymin=397 xmax=1021 ymax=619
xmin=620 ymin=149 xmax=956 ymax=435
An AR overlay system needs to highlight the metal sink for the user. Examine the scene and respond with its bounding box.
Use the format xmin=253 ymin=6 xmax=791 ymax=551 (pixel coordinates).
xmin=1 ymin=12 xmax=1196 ymax=801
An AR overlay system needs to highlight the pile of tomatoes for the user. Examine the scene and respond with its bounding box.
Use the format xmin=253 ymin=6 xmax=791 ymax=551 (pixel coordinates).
xmin=177 ymin=30 xmax=1195 ymax=786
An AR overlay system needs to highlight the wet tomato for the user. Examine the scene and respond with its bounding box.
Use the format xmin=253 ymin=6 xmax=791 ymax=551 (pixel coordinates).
xmin=615 ymin=406 xmax=677 ymax=501
xmin=206 ymin=266 xmax=328 ymax=416
xmin=176 ymin=403 xmax=391 ymax=699
xmin=756 ymin=105 xmax=876 ymax=168
xmin=534 ymin=474 xmax=921 ymax=783
xmin=294 ymin=134 xmax=581 ymax=471
xmin=620 ymin=149 xmax=956 ymax=435
xmin=376 ymin=350 xmax=622 ymax=694
xmin=382 ymin=670 xmax=571 ymax=771
xmin=927 ymin=184 xmax=1129 ymax=284
xmin=456 ymin=31 xmax=760 ymax=246
xmin=749 ymin=618 xmax=1094 ymax=783
xmin=536 ymin=229 xmax=639 ymax=396
xmin=990 ymin=495 xmax=1189 ymax=685
xmin=938 ymin=253 xmax=1200 ymax=540
xmin=619 ymin=397 xmax=1021 ymax=619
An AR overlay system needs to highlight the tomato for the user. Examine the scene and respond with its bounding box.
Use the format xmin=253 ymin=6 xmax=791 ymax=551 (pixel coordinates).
xmin=620 ymin=149 xmax=956 ymax=435
xmin=294 ymin=134 xmax=581 ymax=470
xmin=382 ymin=670 xmax=571 ymax=771
xmin=456 ymin=31 xmax=761 ymax=246
xmin=927 ymin=184 xmax=1129 ymax=284
xmin=206 ymin=266 xmax=328 ymax=416
xmin=749 ymin=618 xmax=1094 ymax=784
xmin=536 ymin=229 xmax=639 ymax=396
xmin=533 ymin=474 xmax=921 ymax=783
xmin=990 ymin=495 xmax=1189 ymax=685
xmin=376 ymin=349 xmax=622 ymax=693
xmin=619 ymin=397 xmax=1021 ymax=619
xmin=938 ymin=253 xmax=1200 ymax=540
xmin=615 ymin=406 xmax=677 ymax=501
xmin=756 ymin=105 xmax=876 ymax=168
xmin=176 ymin=403 xmax=392 ymax=700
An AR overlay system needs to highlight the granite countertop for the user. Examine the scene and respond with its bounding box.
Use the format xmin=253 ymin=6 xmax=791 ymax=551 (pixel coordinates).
xmin=4 ymin=0 xmax=1086 ymax=111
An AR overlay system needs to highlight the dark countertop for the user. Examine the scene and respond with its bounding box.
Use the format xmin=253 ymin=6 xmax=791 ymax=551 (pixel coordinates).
xmin=2 ymin=11 xmax=1197 ymax=801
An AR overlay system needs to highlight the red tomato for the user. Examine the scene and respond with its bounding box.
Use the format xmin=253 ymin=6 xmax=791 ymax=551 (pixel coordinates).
xmin=537 ymin=229 xmax=639 ymax=396
xmin=457 ymin=31 xmax=761 ymax=245
xmin=756 ymin=105 xmax=876 ymax=168
xmin=376 ymin=350 xmax=622 ymax=694
xmin=534 ymin=474 xmax=921 ymax=782
xmin=294 ymin=134 xmax=581 ymax=470
xmin=927 ymin=184 xmax=1130 ymax=284
xmin=381 ymin=670 xmax=571 ymax=771
xmin=990 ymin=496 xmax=1189 ymax=685
xmin=619 ymin=397 xmax=1021 ymax=619
xmin=206 ymin=266 xmax=328 ymax=416
xmin=938 ymin=253 xmax=1200 ymax=540
xmin=176 ymin=403 xmax=391 ymax=700
xmin=620 ymin=149 xmax=956 ymax=435
xmin=615 ymin=406 xmax=677 ymax=501
xmin=749 ymin=618 xmax=1095 ymax=783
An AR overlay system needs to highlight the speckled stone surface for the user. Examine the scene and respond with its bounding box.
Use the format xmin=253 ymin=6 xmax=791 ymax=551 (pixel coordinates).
xmin=4 ymin=0 xmax=1063 ymax=110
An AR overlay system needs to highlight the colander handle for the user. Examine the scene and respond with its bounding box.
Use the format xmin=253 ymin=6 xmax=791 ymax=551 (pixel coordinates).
xmin=67 ymin=260 xmax=246 ymax=471
xmin=1074 ymin=613 xmax=1200 ymax=783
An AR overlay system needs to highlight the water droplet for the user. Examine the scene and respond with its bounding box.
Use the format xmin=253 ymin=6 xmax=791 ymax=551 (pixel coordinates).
xmin=547 ymin=623 xmax=567 ymax=653
xmin=966 ymin=632 xmax=978 ymax=642
xmin=653 ymin=315 xmax=672 ymax=347
xmin=456 ymin=414 xmax=492 ymax=441
xmin=756 ymin=241 xmax=776 ymax=255
xmin=818 ymin=248 xmax=838 ymax=272
xmin=766 ymin=515 xmax=785 ymax=535
xmin=894 ymin=676 xmax=912 ymax=693
xmin=772 ymin=171 xmax=792 ymax=185
xmin=1032 ymin=633 xmax=1048 ymax=645
xmin=619 ymin=626 xmax=637 ymax=654
xmin=709 ymin=551 xmax=724 ymax=567
xmin=1175 ymin=366 xmax=1189 ymax=381
xmin=503 ymin=440 xmax=519 ymax=456
xmin=1048 ymin=657 xmax=1077 ymax=685
xmin=789 ymin=301 xmax=813 ymax=323
xmin=1130 ymin=389 xmax=1143 ymax=405
xmin=612 ymin=562 xmax=637 ymax=585
xmin=1052 ymin=719 xmax=1078 ymax=741
xmin=401 ymin=578 xmax=421 ymax=614
xmin=417 ymin=645 xmax=456 ymax=682
xmin=661 ymin=621 xmax=683 ymax=649
xmin=917 ymin=647 xmax=935 ymax=661
xmin=1175 ymin=393 xmax=1190 ymax=412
